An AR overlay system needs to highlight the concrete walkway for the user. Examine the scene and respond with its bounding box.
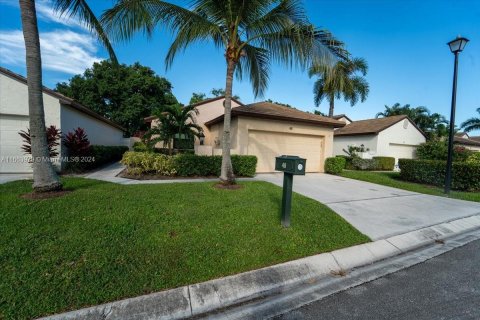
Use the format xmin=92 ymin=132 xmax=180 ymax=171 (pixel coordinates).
xmin=0 ymin=173 xmax=32 ymax=184
xmin=254 ymin=173 xmax=480 ymax=240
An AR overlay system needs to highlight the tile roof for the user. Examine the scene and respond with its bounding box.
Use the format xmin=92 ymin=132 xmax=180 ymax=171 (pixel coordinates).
xmin=333 ymin=115 xmax=422 ymax=136
xmin=204 ymin=101 xmax=346 ymax=127
xmin=454 ymin=136 xmax=480 ymax=147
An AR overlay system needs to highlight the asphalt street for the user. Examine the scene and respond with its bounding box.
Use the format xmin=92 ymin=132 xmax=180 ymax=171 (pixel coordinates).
xmin=274 ymin=239 xmax=480 ymax=320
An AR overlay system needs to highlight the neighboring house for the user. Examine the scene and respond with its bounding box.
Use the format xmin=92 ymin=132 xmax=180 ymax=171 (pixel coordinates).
xmin=147 ymin=98 xmax=345 ymax=173
xmin=0 ymin=67 xmax=126 ymax=173
xmin=454 ymin=132 xmax=480 ymax=151
xmin=333 ymin=115 xmax=426 ymax=165
xmin=332 ymin=114 xmax=353 ymax=125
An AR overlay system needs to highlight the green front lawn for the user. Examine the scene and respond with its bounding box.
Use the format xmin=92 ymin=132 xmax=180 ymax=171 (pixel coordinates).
xmin=0 ymin=178 xmax=368 ymax=320
xmin=339 ymin=170 xmax=480 ymax=202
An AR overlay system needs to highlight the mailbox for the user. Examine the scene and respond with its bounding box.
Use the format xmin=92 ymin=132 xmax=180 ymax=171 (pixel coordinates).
xmin=275 ymin=155 xmax=306 ymax=175
xmin=274 ymin=155 xmax=307 ymax=228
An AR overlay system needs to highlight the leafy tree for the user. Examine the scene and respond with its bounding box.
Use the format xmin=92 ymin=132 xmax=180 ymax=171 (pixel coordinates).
xmin=461 ymin=107 xmax=480 ymax=133
xmin=188 ymin=89 xmax=240 ymax=105
xmin=309 ymin=57 xmax=369 ymax=117
xmin=18 ymin=0 xmax=116 ymax=192
xmin=102 ymin=0 xmax=346 ymax=184
xmin=376 ymin=103 xmax=448 ymax=140
xmin=145 ymin=104 xmax=203 ymax=155
xmin=56 ymin=61 xmax=177 ymax=136
xmin=189 ymin=92 xmax=207 ymax=105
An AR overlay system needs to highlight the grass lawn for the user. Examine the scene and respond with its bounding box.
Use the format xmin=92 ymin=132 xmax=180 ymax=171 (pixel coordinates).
xmin=0 ymin=178 xmax=369 ymax=320
xmin=339 ymin=170 xmax=480 ymax=202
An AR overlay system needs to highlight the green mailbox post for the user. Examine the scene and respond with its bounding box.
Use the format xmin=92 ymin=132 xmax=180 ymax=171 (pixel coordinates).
xmin=275 ymin=155 xmax=306 ymax=227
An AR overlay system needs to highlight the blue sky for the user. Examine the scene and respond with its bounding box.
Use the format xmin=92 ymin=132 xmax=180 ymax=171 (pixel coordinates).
xmin=1 ymin=0 xmax=479 ymax=134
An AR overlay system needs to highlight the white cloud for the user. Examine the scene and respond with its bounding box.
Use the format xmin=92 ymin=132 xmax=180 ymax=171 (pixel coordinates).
xmin=0 ymin=0 xmax=88 ymax=30
xmin=0 ymin=29 xmax=102 ymax=74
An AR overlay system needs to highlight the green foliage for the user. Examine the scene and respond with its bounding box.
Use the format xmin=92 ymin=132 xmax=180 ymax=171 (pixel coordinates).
xmin=189 ymin=89 xmax=240 ymax=105
xmin=416 ymin=140 xmax=473 ymax=161
xmin=372 ymin=157 xmax=395 ymax=171
xmin=466 ymin=152 xmax=480 ymax=165
xmin=398 ymin=159 xmax=480 ymax=191
xmin=132 ymin=141 xmax=148 ymax=152
xmin=64 ymin=145 xmax=128 ymax=173
xmin=460 ymin=107 xmax=480 ymax=133
xmin=343 ymin=144 xmax=369 ymax=157
xmin=339 ymin=171 xmax=479 ymax=202
xmin=351 ymin=158 xmax=378 ymax=171
xmin=121 ymin=151 xmax=177 ymax=176
xmin=325 ymin=157 xmax=346 ymax=174
xmin=121 ymin=152 xmax=258 ymax=177
xmin=144 ymin=103 xmax=202 ymax=154
xmin=55 ymin=61 xmax=177 ymax=135
xmin=376 ymin=103 xmax=448 ymax=140
xmin=336 ymin=155 xmax=354 ymax=169
xmin=0 ymin=177 xmax=368 ymax=319
xmin=309 ymin=57 xmax=369 ymax=116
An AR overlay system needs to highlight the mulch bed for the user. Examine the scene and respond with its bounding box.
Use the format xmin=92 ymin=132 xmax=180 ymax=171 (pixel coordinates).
xmin=118 ymin=169 xmax=248 ymax=181
xmin=20 ymin=190 xmax=72 ymax=200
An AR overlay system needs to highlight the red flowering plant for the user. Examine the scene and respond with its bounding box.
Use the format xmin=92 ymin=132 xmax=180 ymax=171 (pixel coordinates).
xmin=18 ymin=125 xmax=61 ymax=157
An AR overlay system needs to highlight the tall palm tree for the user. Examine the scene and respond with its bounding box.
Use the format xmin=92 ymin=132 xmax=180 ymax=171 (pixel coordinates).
xmin=102 ymin=0 xmax=346 ymax=184
xmin=376 ymin=103 xmax=448 ymax=140
xmin=146 ymin=104 xmax=203 ymax=154
xmin=309 ymin=57 xmax=369 ymax=117
xmin=461 ymin=108 xmax=480 ymax=133
xmin=18 ymin=0 xmax=116 ymax=192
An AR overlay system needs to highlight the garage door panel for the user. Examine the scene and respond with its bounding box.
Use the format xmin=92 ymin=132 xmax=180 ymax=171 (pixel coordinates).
xmin=0 ymin=117 xmax=33 ymax=172
xmin=248 ymin=130 xmax=323 ymax=173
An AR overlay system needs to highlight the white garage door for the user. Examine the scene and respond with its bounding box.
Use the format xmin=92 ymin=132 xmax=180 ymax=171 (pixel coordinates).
xmin=0 ymin=115 xmax=32 ymax=173
xmin=248 ymin=130 xmax=323 ymax=173
xmin=389 ymin=143 xmax=417 ymax=164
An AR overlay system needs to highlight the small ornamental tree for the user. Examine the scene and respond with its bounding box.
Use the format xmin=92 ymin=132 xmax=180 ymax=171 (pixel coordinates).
xmin=63 ymin=128 xmax=91 ymax=157
xmin=19 ymin=125 xmax=61 ymax=157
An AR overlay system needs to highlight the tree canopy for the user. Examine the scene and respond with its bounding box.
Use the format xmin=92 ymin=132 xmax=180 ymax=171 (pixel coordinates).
xmin=376 ymin=103 xmax=448 ymax=140
xmin=189 ymin=88 xmax=240 ymax=105
xmin=56 ymin=60 xmax=177 ymax=136
xmin=460 ymin=107 xmax=480 ymax=133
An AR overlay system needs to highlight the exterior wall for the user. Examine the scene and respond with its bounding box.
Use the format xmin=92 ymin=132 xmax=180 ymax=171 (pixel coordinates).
xmin=60 ymin=104 xmax=125 ymax=147
xmin=333 ymin=135 xmax=378 ymax=157
xmin=376 ymin=119 xmax=426 ymax=163
xmin=195 ymin=99 xmax=242 ymax=146
xmin=209 ymin=116 xmax=335 ymax=172
xmin=0 ymin=73 xmax=61 ymax=173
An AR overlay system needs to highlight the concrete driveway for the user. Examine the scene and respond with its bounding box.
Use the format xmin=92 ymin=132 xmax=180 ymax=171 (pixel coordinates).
xmin=255 ymin=173 xmax=480 ymax=240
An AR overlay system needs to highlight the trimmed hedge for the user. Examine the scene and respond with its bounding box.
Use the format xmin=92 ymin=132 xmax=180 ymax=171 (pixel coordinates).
xmin=65 ymin=145 xmax=128 ymax=172
xmin=372 ymin=156 xmax=395 ymax=171
xmin=336 ymin=155 xmax=354 ymax=170
xmin=351 ymin=157 xmax=378 ymax=171
xmin=398 ymin=159 xmax=480 ymax=191
xmin=325 ymin=157 xmax=346 ymax=174
xmin=121 ymin=152 xmax=257 ymax=177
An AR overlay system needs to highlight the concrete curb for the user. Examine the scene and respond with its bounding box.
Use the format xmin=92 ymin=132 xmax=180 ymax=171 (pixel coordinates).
xmin=39 ymin=214 xmax=480 ymax=320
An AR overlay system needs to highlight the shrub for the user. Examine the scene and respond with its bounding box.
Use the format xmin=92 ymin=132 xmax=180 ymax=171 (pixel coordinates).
xmin=416 ymin=140 xmax=473 ymax=162
xmin=373 ymin=156 xmax=395 ymax=171
xmin=466 ymin=152 xmax=480 ymax=165
xmin=132 ymin=141 xmax=148 ymax=152
xmin=90 ymin=146 xmax=129 ymax=168
xmin=122 ymin=153 xmax=258 ymax=177
xmin=121 ymin=151 xmax=176 ymax=176
xmin=325 ymin=157 xmax=346 ymax=174
xmin=336 ymin=155 xmax=354 ymax=170
xmin=19 ymin=125 xmax=61 ymax=157
xmin=398 ymin=159 xmax=480 ymax=191
xmin=351 ymin=157 xmax=378 ymax=171
xmin=63 ymin=127 xmax=91 ymax=157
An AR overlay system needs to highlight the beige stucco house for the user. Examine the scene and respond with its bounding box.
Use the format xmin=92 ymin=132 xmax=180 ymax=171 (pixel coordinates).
xmin=333 ymin=115 xmax=427 ymax=165
xmin=147 ymin=97 xmax=345 ymax=173
xmin=0 ymin=67 xmax=126 ymax=173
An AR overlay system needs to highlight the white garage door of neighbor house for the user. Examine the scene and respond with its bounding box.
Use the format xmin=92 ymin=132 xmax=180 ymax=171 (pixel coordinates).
xmin=389 ymin=143 xmax=417 ymax=163
xmin=0 ymin=116 xmax=32 ymax=173
xmin=248 ymin=130 xmax=323 ymax=173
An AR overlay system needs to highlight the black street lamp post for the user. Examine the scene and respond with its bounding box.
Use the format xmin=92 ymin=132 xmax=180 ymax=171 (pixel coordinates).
xmin=445 ymin=36 xmax=469 ymax=194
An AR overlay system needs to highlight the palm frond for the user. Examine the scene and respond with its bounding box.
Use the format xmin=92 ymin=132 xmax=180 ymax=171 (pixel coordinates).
xmin=238 ymin=44 xmax=270 ymax=97
xmin=54 ymin=0 xmax=117 ymax=63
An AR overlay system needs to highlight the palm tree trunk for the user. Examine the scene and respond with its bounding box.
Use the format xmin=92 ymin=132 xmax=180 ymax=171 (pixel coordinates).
xmin=19 ymin=0 xmax=62 ymax=192
xmin=220 ymin=59 xmax=236 ymax=184
xmin=328 ymin=94 xmax=335 ymax=118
